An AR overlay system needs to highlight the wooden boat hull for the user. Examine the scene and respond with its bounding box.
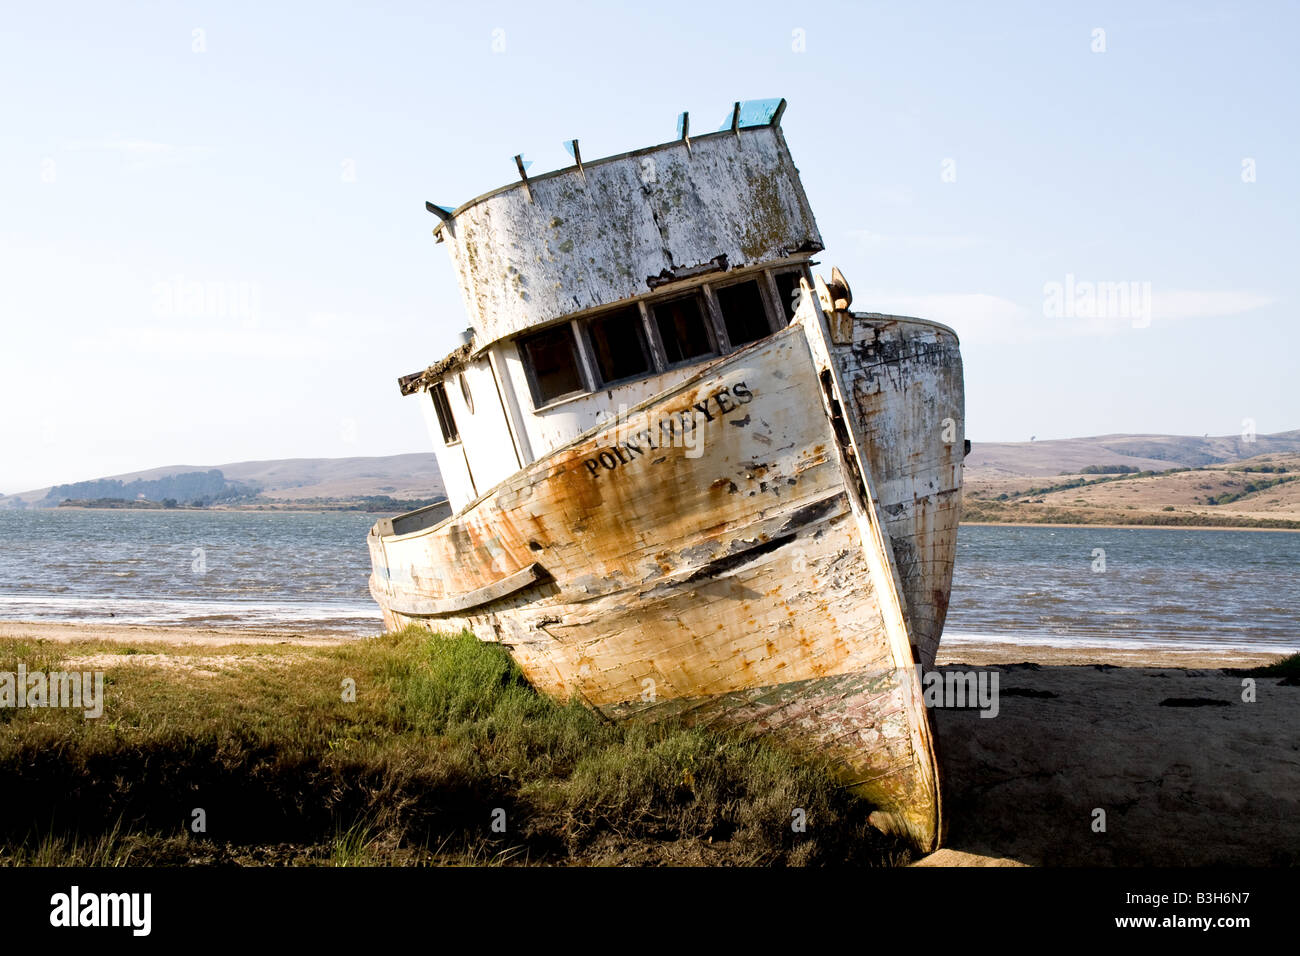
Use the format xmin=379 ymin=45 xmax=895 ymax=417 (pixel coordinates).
xmin=369 ymin=310 xmax=960 ymax=851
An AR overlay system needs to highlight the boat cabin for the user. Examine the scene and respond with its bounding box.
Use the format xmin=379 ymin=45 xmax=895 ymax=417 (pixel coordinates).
xmin=398 ymin=99 xmax=825 ymax=514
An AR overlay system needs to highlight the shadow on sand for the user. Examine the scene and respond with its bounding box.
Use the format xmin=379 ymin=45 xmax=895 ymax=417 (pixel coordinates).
xmin=928 ymin=663 xmax=1299 ymax=866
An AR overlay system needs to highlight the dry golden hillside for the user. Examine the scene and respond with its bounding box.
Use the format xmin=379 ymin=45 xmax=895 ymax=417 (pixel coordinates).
xmin=962 ymin=452 xmax=1300 ymax=528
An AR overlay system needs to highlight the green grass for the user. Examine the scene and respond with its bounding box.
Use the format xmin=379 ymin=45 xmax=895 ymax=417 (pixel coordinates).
xmin=0 ymin=628 xmax=905 ymax=867
xmin=330 ymin=817 xmax=383 ymax=867
xmin=1205 ymin=475 xmax=1299 ymax=506
xmin=3 ymin=819 xmax=140 ymax=867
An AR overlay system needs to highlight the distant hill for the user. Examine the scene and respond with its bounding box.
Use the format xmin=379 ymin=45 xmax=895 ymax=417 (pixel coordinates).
xmin=41 ymin=468 xmax=254 ymax=507
xmin=965 ymin=430 xmax=1300 ymax=479
xmin=7 ymin=431 xmax=1297 ymax=511
xmin=963 ymin=449 xmax=1300 ymax=528
xmin=0 ymin=454 xmax=444 ymax=509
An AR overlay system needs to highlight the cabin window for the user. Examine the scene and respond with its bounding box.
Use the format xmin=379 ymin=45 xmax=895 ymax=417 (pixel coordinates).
xmin=773 ymin=270 xmax=803 ymax=325
xmin=651 ymin=293 xmax=715 ymax=366
xmin=715 ymin=279 xmax=772 ymax=347
xmin=585 ymin=305 xmax=653 ymax=385
xmin=518 ymin=323 xmax=586 ymax=406
xmin=430 ymin=381 xmax=459 ymax=444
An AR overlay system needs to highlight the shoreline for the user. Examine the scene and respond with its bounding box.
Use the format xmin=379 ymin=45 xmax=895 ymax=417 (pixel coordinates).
xmin=1 ymin=619 xmax=1290 ymax=668
xmin=935 ymin=639 xmax=1286 ymax=669
xmin=959 ymin=520 xmax=1300 ymax=532
xmin=0 ymin=620 xmax=366 ymax=647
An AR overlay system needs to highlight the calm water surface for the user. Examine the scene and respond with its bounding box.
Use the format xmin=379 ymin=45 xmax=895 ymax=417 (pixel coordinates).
xmin=947 ymin=524 xmax=1298 ymax=653
xmin=0 ymin=510 xmax=380 ymax=633
xmin=0 ymin=511 xmax=1295 ymax=650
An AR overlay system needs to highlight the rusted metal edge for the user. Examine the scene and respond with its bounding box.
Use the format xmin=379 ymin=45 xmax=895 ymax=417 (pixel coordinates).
xmin=379 ymin=562 xmax=549 ymax=618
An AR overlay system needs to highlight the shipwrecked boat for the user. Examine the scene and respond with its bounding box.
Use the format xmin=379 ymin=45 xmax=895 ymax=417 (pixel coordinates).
xmin=368 ymin=98 xmax=965 ymax=851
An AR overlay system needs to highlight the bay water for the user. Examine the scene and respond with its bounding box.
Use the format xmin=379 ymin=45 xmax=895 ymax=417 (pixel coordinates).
xmin=0 ymin=510 xmax=1295 ymax=652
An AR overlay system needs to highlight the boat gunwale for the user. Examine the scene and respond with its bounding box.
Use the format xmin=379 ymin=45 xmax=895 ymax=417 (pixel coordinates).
xmin=850 ymin=312 xmax=961 ymax=344
xmin=376 ymin=561 xmax=550 ymax=618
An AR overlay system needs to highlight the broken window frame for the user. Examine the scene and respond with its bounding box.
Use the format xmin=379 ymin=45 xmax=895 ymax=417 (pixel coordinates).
xmin=512 ymin=263 xmax=814 ymax=413
xmin=430 ymin=380 xmax=460 ymax=445
xmin=580 ymin=303 xmax=656 ymax=388
xmin=767 ymin=265 xmax=809 ymax=327
xmin=516 ymin=321 xmax=590 ymax=409
xmin=644 ymin=289 xmax=720 ymax=371
xmin=706 ymin=274 xmax=779 ymax=350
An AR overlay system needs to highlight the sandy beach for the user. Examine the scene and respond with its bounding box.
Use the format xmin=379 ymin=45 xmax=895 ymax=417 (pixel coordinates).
xmin=927 ymin=655 xmax=1298 ymax=866
xmin=3 ymin=619 xmax=1296 ymax=866
xmin=0 ymin=620 xmax=360 ymax=647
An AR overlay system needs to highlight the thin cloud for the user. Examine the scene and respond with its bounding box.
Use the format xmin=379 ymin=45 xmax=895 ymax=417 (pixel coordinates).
xmin=1151 ymin=290 xmax=1275 ymax=321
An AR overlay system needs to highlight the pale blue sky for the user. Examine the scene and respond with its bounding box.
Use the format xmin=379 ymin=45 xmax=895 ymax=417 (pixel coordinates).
xmin=1 ymin=1 xmax=1295 ymax=492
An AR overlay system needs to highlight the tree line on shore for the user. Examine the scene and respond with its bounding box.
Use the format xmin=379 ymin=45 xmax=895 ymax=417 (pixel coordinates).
xmin=42 ymin=469 xmax=256 ymax=508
